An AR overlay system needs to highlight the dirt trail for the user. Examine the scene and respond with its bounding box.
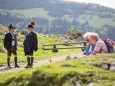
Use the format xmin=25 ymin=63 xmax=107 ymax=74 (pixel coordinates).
xmin=0 ymin=53 xmax=83 ymax=73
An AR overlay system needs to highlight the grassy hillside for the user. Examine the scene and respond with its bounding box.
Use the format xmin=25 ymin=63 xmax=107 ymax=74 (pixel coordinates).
xmin=0 ymin=54 xmax=115 ymax=86
xmin=1 ymin=8 xmax=115 ymax=28
xmin=0 ymin=8 xmax=55 ymax=21
xmin=0 ymin=0 xmax=115 ymax=40
xmin=0 ymin=25 xmax=81 ymax=65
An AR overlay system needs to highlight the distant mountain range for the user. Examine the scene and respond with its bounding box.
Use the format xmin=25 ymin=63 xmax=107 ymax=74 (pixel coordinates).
xmin=0 ymin=0 xmax=115 ymax=40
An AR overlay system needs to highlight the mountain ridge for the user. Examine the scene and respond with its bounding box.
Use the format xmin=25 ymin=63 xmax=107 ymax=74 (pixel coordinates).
xmin=0 ymin=0 xmax=115 ymax=40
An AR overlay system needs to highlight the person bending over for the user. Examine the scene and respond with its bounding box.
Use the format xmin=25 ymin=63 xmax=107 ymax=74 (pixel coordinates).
xmin=83 ymin=32 xmax=94 ymax=55
xmin=88 ymin=33 xmax=108 ymax=55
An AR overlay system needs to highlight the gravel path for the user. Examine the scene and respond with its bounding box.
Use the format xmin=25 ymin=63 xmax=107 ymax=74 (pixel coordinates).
xmin=0 ymin=53 xmax=83 ymax=73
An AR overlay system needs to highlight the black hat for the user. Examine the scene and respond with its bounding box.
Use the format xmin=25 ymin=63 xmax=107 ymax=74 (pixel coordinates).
xmin=30 ymin=21 xmax=36 ymax=26
xmin=8 ymin=24 xmax=15 ymax=29
xmin=28 ymin=24 xmax=34 ymax=28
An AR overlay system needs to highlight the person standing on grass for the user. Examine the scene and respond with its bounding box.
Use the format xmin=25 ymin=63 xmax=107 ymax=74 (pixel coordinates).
xmin=4 ymin=24 xmax=20 ymax=68
xmin=23 ymin=24 xmax=38 ymax=68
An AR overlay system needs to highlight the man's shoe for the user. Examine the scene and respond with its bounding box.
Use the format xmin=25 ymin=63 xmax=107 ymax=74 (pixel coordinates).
xmin=14 ymin=57 xmax=20 ymax=68
xmin=30 ymin=57 xmax=34 ymax=68
xmin=7 ymin=58 xmax=11 ymax=68
xmin=7 ymin=65 xmax=12 ymax=68
xmin=25 ymin=57 xmax=30 ymax=68
xmin=25 ymin=65 xmax=30 ymax=68
xmin=29 ymin=65 xmax=33 ymax=68
xmin=15 ymin=65 xmax=20 ymax=68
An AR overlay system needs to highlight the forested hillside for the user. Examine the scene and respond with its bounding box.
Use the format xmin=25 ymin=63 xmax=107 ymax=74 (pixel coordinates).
xmin=0 ymin=0 xmax=115 ymax=40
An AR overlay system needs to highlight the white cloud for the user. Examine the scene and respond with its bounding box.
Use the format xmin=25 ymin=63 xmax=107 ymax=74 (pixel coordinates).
xmin=65 ymin=0 xmax=115 ymax=9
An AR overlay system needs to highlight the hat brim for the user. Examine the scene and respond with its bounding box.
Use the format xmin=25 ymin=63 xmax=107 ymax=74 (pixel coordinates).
xmin=9 ymin=27 xmax=15 ymax=29
xmin=28 ymin=26 xmax=34 ymax=28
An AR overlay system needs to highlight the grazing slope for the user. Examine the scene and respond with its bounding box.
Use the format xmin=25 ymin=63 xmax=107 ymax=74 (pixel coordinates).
xmin=0 ymin=25 xmax=81 ymax=65
xmin=0 ymin=0 xmax=115 ymax=40
xmin=0 ymin=54 xmax=115 ymax=86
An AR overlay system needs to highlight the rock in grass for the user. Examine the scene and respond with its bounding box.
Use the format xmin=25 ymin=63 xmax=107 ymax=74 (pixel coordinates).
xmin=65 ymin=55 xmax=71 ymax=60
xmin=62 ymin=64 xmax=71 ymax=67
xmin=101 ymin=63 xmax=108 ymax=70
xmin=100 ymin=62 xmax=110 ymax=70
xmin=110 ymin=62 xmax=115 ymax=72
xmin=75 ymin=81 xmax=81 ymax=86
xmin=87 ymin=82 xmax=95 ymax=86
xmin=74 ymin=56 xmax=78 ymax=59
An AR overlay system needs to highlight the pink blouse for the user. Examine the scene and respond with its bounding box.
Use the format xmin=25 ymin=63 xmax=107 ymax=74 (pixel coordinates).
xmin=94 ymin=41 xmax=108 ymax=53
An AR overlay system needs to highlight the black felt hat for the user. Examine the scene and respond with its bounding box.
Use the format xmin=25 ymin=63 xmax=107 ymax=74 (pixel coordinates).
xmin=8 ymin=24 xmax=15 ymax=29
xmin=30 ymin=21 xmax=36 ymax=26
xmin=28 ymin=24 xmax=34 ymax=28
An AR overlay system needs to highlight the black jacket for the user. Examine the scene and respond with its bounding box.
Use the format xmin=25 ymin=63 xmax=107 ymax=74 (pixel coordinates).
xmin=23 ymin=31 xmax=38 ymax=52
xmin=4 ymin=33 xmax=17 ymax=50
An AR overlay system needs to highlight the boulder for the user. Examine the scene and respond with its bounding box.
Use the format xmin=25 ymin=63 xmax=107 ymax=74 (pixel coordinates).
xmin=87 ymin=82 xmax=95 ymax=86
xmin=65 ymin=55 xmax=71 ymax=60
xmin=110 ymin=62 xmax=115 ymax=72
xmin=75 ymin=81 xmax=81 ymax=86
xmin=99 ymin=62 xmax=111 ymax=70
xmin=74 ymin=56 xmax=78 ymax=59
xmin=62 ymin=64 xmax=71 ymax=67
xmin=99 ymin=62 xmax=115 ymax=72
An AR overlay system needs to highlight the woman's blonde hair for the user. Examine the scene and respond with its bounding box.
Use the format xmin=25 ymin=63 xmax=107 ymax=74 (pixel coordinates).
xmin=83 ymin=32 xmax=91 ymax=39
xmin=88 ymin=32 xmax=99 ymax=41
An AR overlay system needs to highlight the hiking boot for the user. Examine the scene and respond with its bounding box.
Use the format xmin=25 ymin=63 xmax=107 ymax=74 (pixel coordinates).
xmin=7 ymin=65 xmax=12 ymax=68
xmin=14 ymin=57 xmax=20 ymax=68
xmin=7 ymin=58 xmax=12 ymax=68
xmin=25 ymin=66 xmax=29 ymax=68
xmin=25 ymin=57 xmax=30 ymax=68
xmin=30 ymin=57 xmax=34 ymax=68
xmin=15 ymin=65 xmax=20 ymax=68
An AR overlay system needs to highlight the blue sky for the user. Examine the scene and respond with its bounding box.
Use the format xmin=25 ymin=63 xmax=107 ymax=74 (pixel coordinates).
xmin=65 ymin=0 xmax=115 ymax=9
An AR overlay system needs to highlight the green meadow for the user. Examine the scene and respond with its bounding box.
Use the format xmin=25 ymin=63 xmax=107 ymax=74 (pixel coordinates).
xmin=0 ymin=54 xmax=115 ymax=86
xmin=0 ymin=25 xmax=81 ymax=65
xmin=0 ymin=25 xmax=115 ymax=86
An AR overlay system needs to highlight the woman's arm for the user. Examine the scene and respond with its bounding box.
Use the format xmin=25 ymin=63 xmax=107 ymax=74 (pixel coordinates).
xmin=91 ymin=50 xmax=98 ymax=55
